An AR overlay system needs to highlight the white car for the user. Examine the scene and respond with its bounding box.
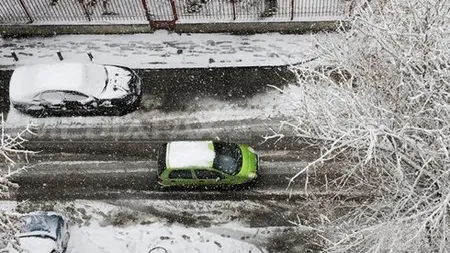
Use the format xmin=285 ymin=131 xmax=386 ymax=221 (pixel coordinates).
xmin=17 ymin=212 xmax=70 ymax=253
xmin=9 ymin=62 xmax=141 ymax=117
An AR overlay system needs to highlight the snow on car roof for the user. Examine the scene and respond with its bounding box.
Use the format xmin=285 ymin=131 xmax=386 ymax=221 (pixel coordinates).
xmin=166 ymin=141 xmax=216 ymax=169
xmin=9 ymin=62 xmax=106 ymax=103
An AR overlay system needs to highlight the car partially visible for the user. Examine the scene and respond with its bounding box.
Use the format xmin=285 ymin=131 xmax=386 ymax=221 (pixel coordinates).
xmin=9 ymin=62 xmax=141 ymax=117
xmin=157 ymin=141 xmax=259 ymax=188
xmin=17 ymin=211 xmax=70 ymax=253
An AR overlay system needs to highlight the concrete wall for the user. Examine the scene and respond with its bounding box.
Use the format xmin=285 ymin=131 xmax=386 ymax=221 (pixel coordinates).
xmin=0 ymin=21 xmax=345 ymax=37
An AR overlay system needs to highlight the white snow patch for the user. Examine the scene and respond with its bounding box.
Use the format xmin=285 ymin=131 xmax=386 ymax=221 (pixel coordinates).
xmin=62 ymin=200 xmax=272 ymax=253
xmin=166 ymin=141 xmax=215 ymax=169
xmin=0 ymin=201 xmax=17 ymax=212
xmin=68 ymin=223 xmax=266 ymax=253
xmin=0 ymin=31 xmax=335 ymax=69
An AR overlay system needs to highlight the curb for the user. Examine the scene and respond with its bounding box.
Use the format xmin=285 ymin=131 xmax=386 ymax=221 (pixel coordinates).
xmin=0 ymin=24 xmax=152 ymax=37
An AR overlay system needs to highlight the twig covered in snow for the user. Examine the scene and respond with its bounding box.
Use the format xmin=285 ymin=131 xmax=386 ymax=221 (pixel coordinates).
xmin=0 ymin=114 xmax=35 ymax=251
xmin=0 ymin=212 xmax=23 ymax=252
xmin=0 ymin=115 xmax=36 ymax=199
xmin=270 ymin=0 xmax=450 ymax=251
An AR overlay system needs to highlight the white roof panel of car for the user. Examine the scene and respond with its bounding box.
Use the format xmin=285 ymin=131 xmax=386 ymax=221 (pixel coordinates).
xmin=9 ymin=62 xmax=105 ymax=103
xmin=166 ymin=141 xmax=216 ymax=169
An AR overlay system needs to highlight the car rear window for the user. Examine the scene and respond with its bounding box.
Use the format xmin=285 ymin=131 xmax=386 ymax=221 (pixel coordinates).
xmin=157 ymin=144 xmax=167 ymax=176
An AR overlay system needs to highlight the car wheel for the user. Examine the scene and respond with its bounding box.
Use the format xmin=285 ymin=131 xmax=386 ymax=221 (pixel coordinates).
xmin=104 ymin=106 xmax=124 ymax=117
xmin=114 ymin=107 xmax=128 ymax=116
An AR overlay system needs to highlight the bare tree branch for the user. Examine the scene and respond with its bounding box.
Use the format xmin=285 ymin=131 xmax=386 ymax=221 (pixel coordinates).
xmin=269 ymin=0 xmax=450 ymax=251
xmin=0 ymin=114 xmax=35 ymax=251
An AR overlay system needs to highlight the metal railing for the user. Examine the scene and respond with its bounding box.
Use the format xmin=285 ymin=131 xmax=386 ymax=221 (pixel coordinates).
xmin=0 ymin=0 xmax=348 ymax=26
xmin=174 ymin=0 xmax=346 ymax=22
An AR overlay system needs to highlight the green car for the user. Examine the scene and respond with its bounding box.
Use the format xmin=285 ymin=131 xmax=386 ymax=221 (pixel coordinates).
xmin=157 ymin=141 xmax=259 ymax=187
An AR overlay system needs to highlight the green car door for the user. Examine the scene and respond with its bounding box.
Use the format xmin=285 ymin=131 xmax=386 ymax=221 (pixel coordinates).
xmin=193 ymin=169 xmax=231 ymax=186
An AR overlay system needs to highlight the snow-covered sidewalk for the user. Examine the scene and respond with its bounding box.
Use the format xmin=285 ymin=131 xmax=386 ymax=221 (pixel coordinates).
xmin=0 ymin=30 xmax=333 ymax=69
xmin=2 ymin=199 xmax=305 ymax=253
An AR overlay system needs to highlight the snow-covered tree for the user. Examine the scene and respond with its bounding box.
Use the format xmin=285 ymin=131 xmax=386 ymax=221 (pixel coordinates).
xmin=280 ymin=0 xmax=450 ymax=251
xmin=0 ymin=115 xmax=35 ymax=251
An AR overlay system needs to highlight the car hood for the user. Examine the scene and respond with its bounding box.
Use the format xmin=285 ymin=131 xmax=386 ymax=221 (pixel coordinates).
xmin=18 ymin=237 xmax=57 ymax=253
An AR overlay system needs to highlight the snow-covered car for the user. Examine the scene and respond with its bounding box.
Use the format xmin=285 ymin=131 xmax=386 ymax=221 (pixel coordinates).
xmin=157 ymin=141 xmax=259 ymax=187
xmin=17 ymin=212 xmax=70 ymax=253
xmin=9 ymin=62 xmax=141 ymax=117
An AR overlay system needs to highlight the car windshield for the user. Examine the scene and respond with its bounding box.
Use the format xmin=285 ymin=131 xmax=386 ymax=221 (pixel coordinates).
xmin=19 ymin=214 xmax=59 ymax=239
xmin=84 ymin=64 xmax=108 ymax=97
xmin=212 ymin=142 xmax=242 ymax=175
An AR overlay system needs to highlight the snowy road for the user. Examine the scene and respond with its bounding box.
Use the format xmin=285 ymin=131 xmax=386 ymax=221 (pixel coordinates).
xmin=8 ymin=118 xmax=303 ymax=157
xmin=0 ymin=31 xmax=347 ymax=253
xmin=10 ymin=150 xmax=318 ymax=195
xmin=11 ymin=159 xmax=314 ymax=190
xmin=10 ymin=152 xmax=368 ymax=202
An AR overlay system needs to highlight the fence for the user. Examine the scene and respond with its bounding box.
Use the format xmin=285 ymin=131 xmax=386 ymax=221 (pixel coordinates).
xmin=0 ymin=0 xmax=349 ymax=27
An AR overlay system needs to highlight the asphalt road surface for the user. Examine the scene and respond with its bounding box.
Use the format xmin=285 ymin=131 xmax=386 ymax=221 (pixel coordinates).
xmin=0 ymin=65 xmax=356 ymax=202
xmin=20 ymin=128 xmax=305 ymax=158
xmin=12 ymin=159 xmax=309 ymax=200
xmin=12 ymin=155 xmax=360 ymax=202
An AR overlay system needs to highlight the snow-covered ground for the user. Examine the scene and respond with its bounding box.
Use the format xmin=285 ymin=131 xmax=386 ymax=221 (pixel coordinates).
xmin=5 ymin=83 xmax=304 ymax=128
xmin=1 ymin=30 xmax=336 ymax=128
xmin=0 ymin=30 xmax=332 ymax=69
xmin=70 ymin=222 xmax=267 ymax=253
xmin=0 ymin=30 xmax=340 ymax=253
xmin=4 ymin=199 xmax=313 ymax=253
